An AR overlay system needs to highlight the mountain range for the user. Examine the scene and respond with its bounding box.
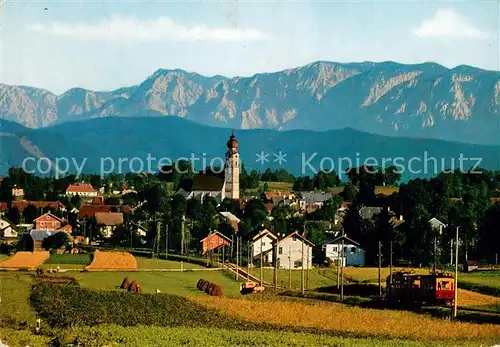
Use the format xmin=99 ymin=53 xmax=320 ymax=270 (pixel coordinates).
xmin=1 ymin=61 xmax=499 ymax=145
xmin=1 ymin=117 xmax=499 ymax=180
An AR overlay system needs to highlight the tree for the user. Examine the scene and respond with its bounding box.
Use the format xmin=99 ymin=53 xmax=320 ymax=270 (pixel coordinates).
xmin=478 ymin=203 xmax=500 ymax=262
xmin=42 ymin=232 xmax=71 ymax=250
xmin=5 ymin=207 xmax=20 ymax=224
xmin=357 ymin=182 xmax=376 ymax=206
xmin=22 ymin=205 xmax=39 ymax=223
xmin=341 ymin=183 xmax=357 ymax=202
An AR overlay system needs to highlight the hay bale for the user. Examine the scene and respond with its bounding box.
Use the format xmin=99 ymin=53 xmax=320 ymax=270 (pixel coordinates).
xmin=197 ymin=278 xmax=204 ymax=290
xmin=201 ymin=280 xmax=210 ymax=292
xmin=128 ymin=280 xmax=138 ymax=292
xmin=210 ymin=284 xmax=223 ymax=296
xmin=120 ymin=277 xmax=130 ymax=289
xmin=204 ymin=282 xmax=215 ymax=295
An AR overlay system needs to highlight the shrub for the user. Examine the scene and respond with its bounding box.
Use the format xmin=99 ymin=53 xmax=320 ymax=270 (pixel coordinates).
xmin=209 ymin=284 xmax=223 ymax=297
xmin=120 ymin=277 xmax=130 ymax=289
xmin=29 ymin=283 xmax=245 ymax=329
xmin=36 ymin=276 xmax=78 ymax=286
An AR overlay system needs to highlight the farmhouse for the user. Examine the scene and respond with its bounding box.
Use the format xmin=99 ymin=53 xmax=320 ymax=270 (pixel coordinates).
xmin=359 ymin=206 xmax=384 ymax=220
xmin=95 ymin=212 xmax=124 ymax=238
xmin=66 ymin=183 xmax=98 ymax=197
xmin=219 ymin=211 xmax=240 ymax=232
xmin=200 ymin=231 xmax=231 ymax=255
xmin=250 ymin=228 xmax=278 ymax=265
xmin=34 ymin=212 xmax=63 ymax=231
xmin=429 ymin=217 xmax=446 ymax=233
xmin=275 ymin=231 xmax=314 ymax=270
xmin=30 ymin=229 xmax=59 ymax=251
xmin=176 ymin=133 xmax=240 ymax=202
xmin=0 ymin=218 xmax=18 ymax=240
xmin=300 ymin=192 xmax=333 ymax=209
xmin=324 ymin=234 xmax=365 ymax=266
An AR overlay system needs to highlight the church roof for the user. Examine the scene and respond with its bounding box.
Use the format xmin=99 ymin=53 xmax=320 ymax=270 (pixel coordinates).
xmin=192 ymin=174 xmax=224 ymax=192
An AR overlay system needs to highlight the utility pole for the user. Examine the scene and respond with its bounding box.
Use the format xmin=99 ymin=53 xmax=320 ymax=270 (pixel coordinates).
xmin=378 ymin=241 xmax=382 ymax=299
xmin=273 ymin=241 xmax=277 ymax=289
xmin=235 ymin=235 xmax=239 ymax=280
xmin=247 ymin=241 xmax=250 ymax=281
xmin=340 ymin=237 xmax=344 ymax=300
xmin=453 ymin=226 xmax=459 ymax=319
xmin=165 ymin=223 xmax=169 ymax=260
xmin=306 ymin=245 xmax=310 ymax=290
xmin=260 ymin=236 xmax=264 ymax=286
xmin=180 ymin=216 xmax=185 ymax=256
xmin=389 ymin=241 xmax=393 ymax=293
xmin=301 ymin=235 xmax=305 ymax=295
xmin=337 ymin=239 xmax=340 ymax=289
xmin=288 ymin=245 xmax=292 ymax=288
xmin=450 ymin=239 xmax=453 ymax=265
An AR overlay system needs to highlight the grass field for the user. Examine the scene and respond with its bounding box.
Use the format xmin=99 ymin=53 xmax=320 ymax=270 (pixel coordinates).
xmin=0 ymin=273 xmax=38 ymax=326
xmin=0 ymin=327 xmax=50 ymax=347
xmin=72 ymin=270 xmax=242 ymax=296
xmin=249 ymin=267 xmax=430 ymax=289
xmin=135 ymin=257 xmax=205 ymax=270
xmin=0 ymin=254 xmax=7 ymax=262
xmin=195 ymin=296 xmax=500 ymax=344
xmin=459 ymin=271 xmax=500 ymax=296
xmin=44 ymin=253 xmax=92 ymax=265
xmin=51 ymin=325 xmax=464 ymax=347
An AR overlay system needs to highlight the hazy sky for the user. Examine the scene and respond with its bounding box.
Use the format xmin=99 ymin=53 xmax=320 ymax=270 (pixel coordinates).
xmin=1 ymin=0 xmax=498 ymax=94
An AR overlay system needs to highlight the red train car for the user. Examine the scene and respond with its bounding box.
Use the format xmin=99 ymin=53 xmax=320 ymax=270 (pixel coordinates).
xmin=386 ymin=271 xmax=455 ymax=306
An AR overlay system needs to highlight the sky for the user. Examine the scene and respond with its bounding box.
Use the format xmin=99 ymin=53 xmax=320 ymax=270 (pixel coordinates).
xmin=1 ymin=0 xmax=498 ymax=94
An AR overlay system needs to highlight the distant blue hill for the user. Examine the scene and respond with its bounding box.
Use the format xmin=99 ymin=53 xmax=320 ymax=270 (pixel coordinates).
xmin=0 ymin=117 xmax=499 ymax=181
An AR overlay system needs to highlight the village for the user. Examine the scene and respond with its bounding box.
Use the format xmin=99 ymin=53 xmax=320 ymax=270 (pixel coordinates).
xmin=0 ymin=133 xmax=500 ymax=346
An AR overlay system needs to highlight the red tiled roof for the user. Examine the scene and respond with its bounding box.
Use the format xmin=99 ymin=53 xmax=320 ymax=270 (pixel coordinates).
xmin=12 ymin=201 xmax=65 ymax=213
xmin=34 ymin=212 xmax=63 ymax=223
xmin=95 ymin=212 xmax=124 ymax=226
xmin=490 ymin=197 xmax=500 ymax=204
xmin=341 ymin=202 xmax=352 ymax=208
xmin=79 ymin=205 xmax=115 ymax=218
xmin=66 ymin=183 xmax=96 ymax=193
xmin=264 ymin=203 xmax=274 ymax=214
xmin=91 ymin=196 xmax=105 ymax=205
xmin=0 ymin=202 xmax=7 ymax=211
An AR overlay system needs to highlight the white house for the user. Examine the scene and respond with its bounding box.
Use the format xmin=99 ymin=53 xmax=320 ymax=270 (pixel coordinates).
xmin=324 ymin=234 xmax=365 ymax=266
xmin=251 ymin=228 xmax=278 ymax=265
xmin=275 ymin=231 xmax=314 ymax=270
xmin=66 ymin=183 xmax=98 ymax=198
xmin=429 ymin=217 xmax=446 ymax=234
xmin=0 ymin=218 xmax=18 ymax=239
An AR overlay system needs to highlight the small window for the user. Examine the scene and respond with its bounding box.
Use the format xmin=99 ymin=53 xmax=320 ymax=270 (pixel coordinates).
xmin=292 ymin=236 xmax=297 ymax=241
xmin=40 ymin=222 xmax=45 ymax=226
xmin=294 ymin=260 xmax=303 ymax=268
xmin=332 ymin=246 xmax=337 ymax=251
xmin=278 ymin=247 xmax=283 ymax=255
xmin=351 ymin=247 xmax=356 ymax=253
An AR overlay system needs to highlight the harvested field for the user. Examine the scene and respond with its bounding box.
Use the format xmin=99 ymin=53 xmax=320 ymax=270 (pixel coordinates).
xmin=194 ymin=296 xmax=500 ymax=343
xmin=458 ymin=288 xmax=500 ymax=308
xmin=0 ymin=251 xmax=49 ymax=269
xmin=85 ymin=250 xmax=137 ymax=270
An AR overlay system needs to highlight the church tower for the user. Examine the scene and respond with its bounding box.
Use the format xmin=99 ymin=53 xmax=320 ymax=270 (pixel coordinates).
xmin=224 ymin=132 xmax=240 ymax=200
